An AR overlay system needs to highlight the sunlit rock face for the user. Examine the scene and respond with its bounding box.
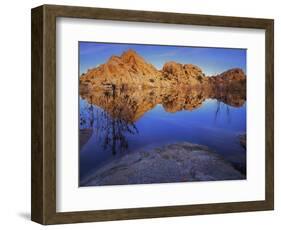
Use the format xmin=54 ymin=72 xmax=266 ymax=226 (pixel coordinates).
xmin=208 ymin=68 xmax=246 ymax=92
xmin=210 ymin=68 xmax=246 ymax=82
xmin=80 ymin=49 xmax=162 ymax=89
xmin=80 ymin=49 xmax=246 ymax=90
xmin=161 ymin=62 xmax=208 ymax=87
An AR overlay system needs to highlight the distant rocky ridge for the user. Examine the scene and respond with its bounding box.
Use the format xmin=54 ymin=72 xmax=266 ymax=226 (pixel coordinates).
xmin=80 ymin=49 xmax=246 ymax=90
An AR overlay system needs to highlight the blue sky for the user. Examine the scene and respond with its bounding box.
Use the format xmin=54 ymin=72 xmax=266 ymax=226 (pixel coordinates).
xmin=79 ymin=42 xmax=246 ymax=76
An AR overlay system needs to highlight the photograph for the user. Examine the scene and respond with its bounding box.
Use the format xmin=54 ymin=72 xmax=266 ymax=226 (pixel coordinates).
xmin=29 ymin=3 xmax=274 ymax=225
xmin=79 ymin=42 xmax=247 ymax=186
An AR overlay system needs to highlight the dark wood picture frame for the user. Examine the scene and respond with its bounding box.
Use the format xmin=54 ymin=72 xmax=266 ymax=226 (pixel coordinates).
xmin=31 ymin=4 xmax=274 ymax=225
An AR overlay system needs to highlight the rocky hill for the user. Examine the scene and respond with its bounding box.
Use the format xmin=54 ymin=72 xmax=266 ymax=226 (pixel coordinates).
xmin=80 ymin=49 xmax=246 ymax=91
xmin=161 ymin=62 xmax=208 ymax=87
xmin=80 ymin=49 xmax=161 ymax=90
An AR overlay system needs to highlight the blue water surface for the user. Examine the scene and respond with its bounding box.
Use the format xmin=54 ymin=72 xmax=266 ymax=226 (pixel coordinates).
xmin=79 ymin=97 xmax=246 ymax=183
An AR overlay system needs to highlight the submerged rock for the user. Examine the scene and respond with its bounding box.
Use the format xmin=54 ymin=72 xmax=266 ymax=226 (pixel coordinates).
xmin=81 ymin=142 xmax=245 ymax=186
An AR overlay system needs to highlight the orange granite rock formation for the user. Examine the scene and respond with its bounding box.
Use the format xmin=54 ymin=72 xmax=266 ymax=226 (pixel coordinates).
xmin=80 ymin=49 xmax=246 ymax=91
xmin=80 ymin=49 xmax=161 ymax=89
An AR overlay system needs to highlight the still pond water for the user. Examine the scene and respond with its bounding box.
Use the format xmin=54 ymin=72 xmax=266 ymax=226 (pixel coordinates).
xmin=79 ymin=88 xmax=246 ymax=185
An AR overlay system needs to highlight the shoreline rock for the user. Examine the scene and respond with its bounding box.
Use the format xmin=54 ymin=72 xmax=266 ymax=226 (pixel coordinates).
xmin=81 ymin=142 xmax=245 ymax=186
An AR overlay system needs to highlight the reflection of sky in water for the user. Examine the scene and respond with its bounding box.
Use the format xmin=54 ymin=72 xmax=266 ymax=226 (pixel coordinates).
xmin=79 ymin=98 xmax=246 ymax=182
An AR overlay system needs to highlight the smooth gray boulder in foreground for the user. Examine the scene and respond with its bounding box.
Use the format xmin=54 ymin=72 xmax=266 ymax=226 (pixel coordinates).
xmin=82 ymin=142 xmax=245 ymax=186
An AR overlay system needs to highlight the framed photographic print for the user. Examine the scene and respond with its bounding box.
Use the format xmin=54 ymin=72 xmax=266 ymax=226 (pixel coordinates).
xmin=31 ymin=4 xmax=274 ymax=224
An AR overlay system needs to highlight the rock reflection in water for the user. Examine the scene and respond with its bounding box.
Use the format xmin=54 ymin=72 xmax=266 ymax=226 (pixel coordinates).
xmin=79 ymin=86 xmax=246 ymax=155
